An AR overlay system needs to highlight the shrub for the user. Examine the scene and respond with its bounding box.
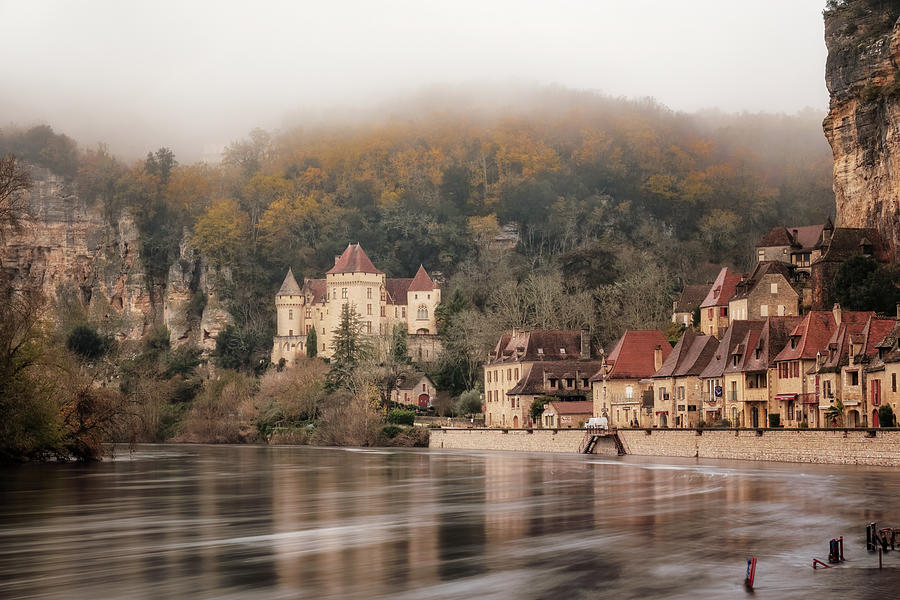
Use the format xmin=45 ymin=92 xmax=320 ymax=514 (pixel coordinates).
xmin=456 ymin=390 xmax=482 ymax=416
xmin=768 ymin=413 xmax=781 ymax=428
xmin=381 ymin=424 xmax=403 ymax=439
xmin=800 ymin=420 xmax=809 ymax=428
xmin=712 ymin=418 xmax=732 ymax=428
xmin=66 ymin=324 xmax=109 ymax=360
xmin=878 ymin=404 xmax=896 ymax=427
xmin=387 ymin=409 xmax=416 ymax=426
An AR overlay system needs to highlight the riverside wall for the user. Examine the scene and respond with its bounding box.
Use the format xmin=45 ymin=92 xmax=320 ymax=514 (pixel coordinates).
xmin=428 ymin=428 xmax=900 ymax=466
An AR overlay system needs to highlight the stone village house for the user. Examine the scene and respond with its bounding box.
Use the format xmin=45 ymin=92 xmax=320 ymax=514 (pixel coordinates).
xmin=540 ymin=401 xmax=594 ymax=429
xmin=484 ymin=330 xmax=600 ymax=428
xmin=592 ymin=330 xmax=671 ymax=428
xmin=650 ymin=330 xmax=718 ymax=428
xmin=699 ymin=267 xmax=743 ymax=338
xmin=390 ymin=373 xmax=438 ymax=409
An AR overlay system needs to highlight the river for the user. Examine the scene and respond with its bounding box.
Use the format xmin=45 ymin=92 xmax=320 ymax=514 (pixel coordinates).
xmin=1 ymin=445 xmax=899 ymax=599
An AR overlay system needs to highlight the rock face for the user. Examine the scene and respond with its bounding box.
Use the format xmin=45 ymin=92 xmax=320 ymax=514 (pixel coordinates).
xmin=2 ymin=167 xmax=230 ymax=348
xmin=823 ymin=4 xmax=900 ymax=258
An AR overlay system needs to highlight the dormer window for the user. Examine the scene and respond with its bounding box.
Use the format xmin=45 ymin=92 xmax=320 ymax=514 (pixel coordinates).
xmin=755 ymin=348 xmax=761 ymax=360
xmin=559 ymin=348 xmax=566 ymax=355
xmin=537 ymin=348 xmax=544 ymax=355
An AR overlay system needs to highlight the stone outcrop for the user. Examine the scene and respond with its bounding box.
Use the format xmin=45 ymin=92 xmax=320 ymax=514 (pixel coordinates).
xmin=823 ymin=3 xmax=900 ymax=258
xmin=2 ymin=167 xmax=230 ymax=348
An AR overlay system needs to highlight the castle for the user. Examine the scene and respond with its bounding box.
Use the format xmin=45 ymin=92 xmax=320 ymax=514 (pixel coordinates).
xmin=272 ymin=243 xmax=441 ymax=365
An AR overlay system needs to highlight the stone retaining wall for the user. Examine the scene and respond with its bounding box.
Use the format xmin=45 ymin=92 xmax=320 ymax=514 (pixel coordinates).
xmin=428 ymin=428 xmax=619 ymax=455
xmin=429 ymin=428 xmax=900 ymax=466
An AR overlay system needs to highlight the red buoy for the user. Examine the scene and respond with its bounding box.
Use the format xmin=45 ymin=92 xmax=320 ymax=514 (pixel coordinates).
xmin=745 ymin=557 xmax=757 ymax=589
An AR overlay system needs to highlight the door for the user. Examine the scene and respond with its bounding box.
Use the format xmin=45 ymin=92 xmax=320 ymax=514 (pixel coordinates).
xmin=418 ymin=393 xmax=429 ymax=408
xmin=660 ymin=413 xmax=667 ymax=427
xmin=513 ymin=416 xmax=519 ymax=428
xmin=751 ymin=407 xmax=759 ymax=428
xmin=873 ymin=409 xmax=880 ymax=428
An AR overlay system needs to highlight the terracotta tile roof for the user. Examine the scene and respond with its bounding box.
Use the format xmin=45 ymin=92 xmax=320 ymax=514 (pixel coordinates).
xmin=408 ymin=265 xmax=436 ymax=292
xmin=507 ymin=361 xmax=602 ymax=397
xmin=277 ymin=268 xmax=302 ymax=295
xmin=545 ymin=401 xmax=594 ymax=415
xmin=741 ymin=316 xmax=802 ymax=372
xmin=489 ymin=330 xmax=597 ymax=363
xmin=594 ymin=330 xmax=672 ymax=380
xmin=652 ymin=330 xmax=718 ymax=378
xmin=724 ymin=327 xmax=764 ymax=375
xmin=385 ymin=278 xmax=413 ymax=305
xmin=773 ymin=309 xmax=875 ymax=363
xmin=673 ymin=284 xmax=711 ymax=313
xmin=326 ymin=243 xmax=384 ymax=275
xmin=700 ymin=320 xmax=764 ymax=379
xmin=305 ymin=278 xmax=326 ymax=303
xmin=756 ymin=223 xmax=825 ymax=250
xmin=700 ymin=267 xmax=743 ymax=308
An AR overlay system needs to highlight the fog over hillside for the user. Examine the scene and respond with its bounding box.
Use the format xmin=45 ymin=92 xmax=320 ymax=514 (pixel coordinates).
xmin=0 ymin=0 xmax=830 ymax=160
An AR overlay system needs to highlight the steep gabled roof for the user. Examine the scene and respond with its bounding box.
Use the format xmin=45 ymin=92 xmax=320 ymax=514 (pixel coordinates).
xmin=507 ymin=361 xmax=602 ymax=396
xmin=673 ymin=284 xmax=711 ymax=313
xmin=396 ymin=373 xmax=435 ymax=391
xmin=653 ymin=330 xmax=718 ymax=378
xmin=385 ymin=278 xmax=413 ymax=305
xmin=700 ymin=267 xmax=743 ymax=308
xmin=489 ymin=330 xmax=597 ymax=363
xmin=327 ymin=243 xmax=384 ymax=275
xmin=408 ymin=265 xmax=436 ymax=292
xmin=731 ymin=261 xmax=798 ymax=301
xmin=724 ymin=327 xmax=763 ymax=375
xmin=773 ymin=309 xmax=874 ymax=362
xmin=277 ymin=268 xmax=302 ymax=295
xmin=596 ymin=330 xmax=671 ymax=380
xmin=812 ymin=228 xmax=890 ymax=264
xmin=700 ymin=320 xmax=764 ymax=379
xmin=742 ymin=316 xmax=803 ymax=372
xmin=756 ymin=223 xmax=825 ymax=250
xmin=305 ymin=278 xmax=327 ymax=303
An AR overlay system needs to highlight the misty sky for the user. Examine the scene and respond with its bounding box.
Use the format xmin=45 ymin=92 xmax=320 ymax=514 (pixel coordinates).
xmin=0 ymin=0 xmax=831 ymax=160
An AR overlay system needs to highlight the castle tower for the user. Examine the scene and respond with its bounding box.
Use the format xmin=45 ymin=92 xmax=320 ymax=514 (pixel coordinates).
xmin=272 ymin=268 xmax=305 ymax=365
xmin=406 ymin=265 xmax=440 ymax=334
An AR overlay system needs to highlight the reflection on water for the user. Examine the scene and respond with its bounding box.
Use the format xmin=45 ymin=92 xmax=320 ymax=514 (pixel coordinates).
xmin=2 ymin=445 xmax=900 ymax=599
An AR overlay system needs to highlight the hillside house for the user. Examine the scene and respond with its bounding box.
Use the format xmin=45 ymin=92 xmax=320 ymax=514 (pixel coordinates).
xmin=671 ymin=284 xmax=710 ymax=327
xmin=650 ymin=330 xmax=718 ymax=428
xmin=699 ymin=267 xmax=743 ymax=338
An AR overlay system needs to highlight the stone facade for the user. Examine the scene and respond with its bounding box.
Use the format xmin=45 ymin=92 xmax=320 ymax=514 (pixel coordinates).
xmin=271 ymin=244 xmax=441 ymax=365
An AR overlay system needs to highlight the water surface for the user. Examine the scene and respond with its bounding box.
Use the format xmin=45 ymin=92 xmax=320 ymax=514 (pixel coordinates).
xmin=2 ymin=445 xmax=899 ymax=599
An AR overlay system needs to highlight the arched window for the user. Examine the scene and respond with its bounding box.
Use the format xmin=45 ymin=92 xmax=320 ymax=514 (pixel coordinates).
xmin=417 ymin=304 xmax=428 ymax=320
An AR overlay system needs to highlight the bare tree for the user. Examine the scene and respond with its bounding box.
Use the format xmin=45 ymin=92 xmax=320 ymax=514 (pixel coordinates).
xmin=0 ymin=154 xmax=32 ymax=241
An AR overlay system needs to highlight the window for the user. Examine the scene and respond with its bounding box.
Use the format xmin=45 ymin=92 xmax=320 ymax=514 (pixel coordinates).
xmin=417 ymin=305 xmax=428 ymax=319
xmin=422 ymin=383 xmax=426 ymax=392
xmin=395 ymin=307 xmax=398 ymax=318
xmin=872 ymin=379 xmax=882 ymax=406
xmin=549 ymin=379 xmax=557 ymax=389
xmin=306 ymin=324 xmax=310 ymax=334
xmin=729 ymin=381 xmax=737 ymax=402
xmin=288 ymin=329 xmax=293 ymax=337
xmin=515 ymin=368 xmax=519 ymax=379
xmin=824 ymin=380 xmax=832 ymax=398
xmin=850 ymin=370 xmax=859 ymax=386
xmin=341 ymin=288 xmax=348 ymax=299
xmin=365 ymin=321 xmax=372 ymax=334
xmin=402 ymin=307 xmax=406 ymax=318
xmin=893 ymin=373 xmax=897 ymax=393
xmin=777 ymin=305 xmax=785 ymax=316
xmin=367 ymin=288 xmax=372 ymax=299
xmin=288 ymin=309 xmax=293 ymax=320
xmin=770 ymin=283 xmax=778 ymax=294
xmin=306 ymin=308 xmax=312 ymax=318
xmin=720 ymin=307 xmax=728 ymax=317
xmin=381 ymin=306 xmax=385 ymax=317
xmin=760 ymin=304 xmax=768 ymax=317
xmin=625 ymin=385 xmax=633 ymax=399
xmin=708 ymin=308 xmax=713 ymax=320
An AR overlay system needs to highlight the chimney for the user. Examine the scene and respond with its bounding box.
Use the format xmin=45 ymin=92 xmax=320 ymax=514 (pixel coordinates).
xmin=580 ymin=328 xmax=590 ymax=359
xmin=833 ymin=303 xmax=842 ymax=326
xmin=654 ymin=345 xmax=663 ymax=372
xmin=792 ymin=228 xmax=799 ymax=242
xmin=334 ymin=255 xmax=340 ymax=266
xmin=816 ymin=351 xmax=825 ymax=370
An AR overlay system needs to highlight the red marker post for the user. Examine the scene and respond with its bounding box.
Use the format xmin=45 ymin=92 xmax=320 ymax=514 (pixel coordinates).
xmin=745 ymin=557 xmax=757 ymax=590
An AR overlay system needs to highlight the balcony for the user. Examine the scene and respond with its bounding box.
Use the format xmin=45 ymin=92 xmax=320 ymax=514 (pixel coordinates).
xmin=742 ymin=387 xmax=768 ymax=403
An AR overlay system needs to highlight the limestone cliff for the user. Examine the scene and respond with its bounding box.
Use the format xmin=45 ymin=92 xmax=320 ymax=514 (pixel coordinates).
xmin=1 ymin=167 xmax=230 ymax=348
xmin=823 ymin=2 xmax=900 ymax=257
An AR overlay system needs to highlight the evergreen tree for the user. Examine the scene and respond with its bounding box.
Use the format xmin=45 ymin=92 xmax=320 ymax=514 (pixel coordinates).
xmin=391 ymin=323 xmax=410 ymax=364
xmin=327 ymin=304 xmax=370 ymax=389
xmin=306 ymin=326 xmax=318 ymax=358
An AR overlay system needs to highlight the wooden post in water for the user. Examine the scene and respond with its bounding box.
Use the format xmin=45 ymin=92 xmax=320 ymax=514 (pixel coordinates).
xmin=744 ymin=557 xmax=756 ymax=589
xmin=879 ymin=547 xmax=883 ymax=570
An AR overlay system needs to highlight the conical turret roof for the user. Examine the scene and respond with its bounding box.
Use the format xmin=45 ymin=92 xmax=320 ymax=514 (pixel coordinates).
xmin=277 ymin=268 xmax=302 ymax=295
xmin=327 ymin=243 xmax=384 ymax=275
xmin=408 ymin=264 xmax=435 ymax=291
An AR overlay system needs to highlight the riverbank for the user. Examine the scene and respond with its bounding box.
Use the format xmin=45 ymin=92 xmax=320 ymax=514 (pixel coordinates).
xmin=429 ymin=427 xmax=900 ymax=466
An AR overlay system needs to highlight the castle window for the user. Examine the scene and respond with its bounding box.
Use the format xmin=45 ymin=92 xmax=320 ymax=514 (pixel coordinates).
xmin=341 ymin=288 xmax=348 ymax=299
xmin=402 ymin=307 xmax=406 ymax=318
xmin=306 ymin=308 xmax=311 ymax=318
xmin=367 ymin=304 xmax=372 ymax=315
xmin=289 ymin=329 xmax=293 ymax=336
xmin=306 ymin=324 xmax=310 ymax=333
xmin=417 ymin=305 xmax=428 ymax=320
xmin=381 ymin=306 xmax=385 ymax=317
xmin=367 ymin=288 xmax=372 ymax=299
xmin=365 ymin=321 xmax=372 ymax=334
xmin=288 ymin=309 xmax=293 ymax=320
